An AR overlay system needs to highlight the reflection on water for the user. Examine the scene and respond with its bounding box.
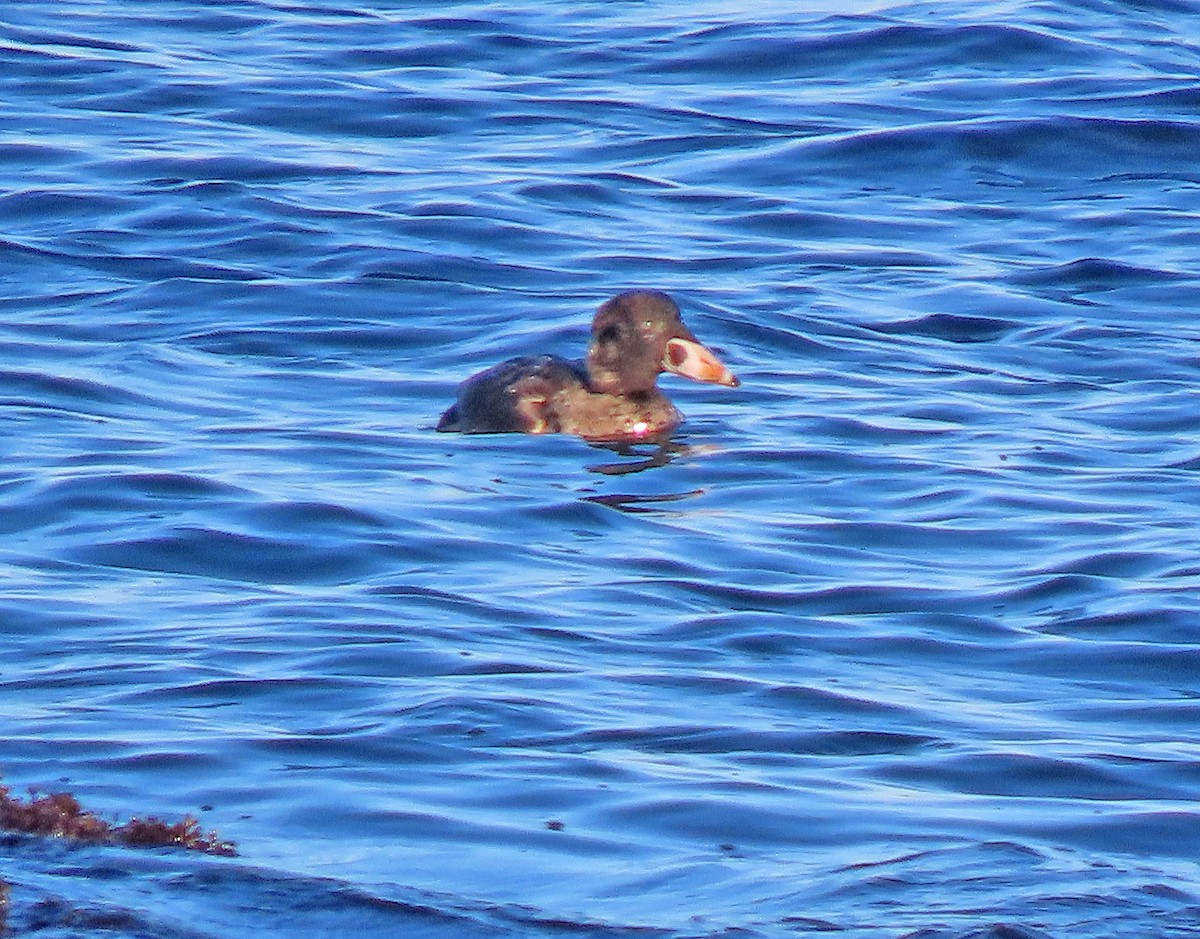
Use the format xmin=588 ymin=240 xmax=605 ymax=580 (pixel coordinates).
xmin=584 ymin=438 xmax=696 ymax=476
xmin=581 ymin=487 xmax=706 ymax=513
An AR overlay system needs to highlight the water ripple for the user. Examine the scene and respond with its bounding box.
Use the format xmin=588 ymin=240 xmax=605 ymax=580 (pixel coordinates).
xmin=4 ymin=1 xmax=1200 ymax=937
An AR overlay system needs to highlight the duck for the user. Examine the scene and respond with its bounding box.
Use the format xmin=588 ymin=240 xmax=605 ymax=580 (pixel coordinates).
xmin=436 ymin=290 xmax=738 ymax=442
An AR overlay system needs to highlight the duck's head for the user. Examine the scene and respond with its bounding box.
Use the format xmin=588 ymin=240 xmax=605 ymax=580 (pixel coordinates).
xmin=585 ymin=290 xmax=739 ymax=396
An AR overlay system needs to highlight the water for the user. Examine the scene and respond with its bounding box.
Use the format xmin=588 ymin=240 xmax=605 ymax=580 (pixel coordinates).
xmin=3 ymin=1 xmax=1200 ymax=936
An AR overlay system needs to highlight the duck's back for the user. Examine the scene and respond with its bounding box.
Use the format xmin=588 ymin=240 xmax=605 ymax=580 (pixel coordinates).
xmin=436 ymin=355 xmax=587 ymax=434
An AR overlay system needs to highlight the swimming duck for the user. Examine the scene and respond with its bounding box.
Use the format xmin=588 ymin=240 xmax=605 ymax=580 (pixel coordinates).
xmin=436 ymin=290 xmax=738 ymax=442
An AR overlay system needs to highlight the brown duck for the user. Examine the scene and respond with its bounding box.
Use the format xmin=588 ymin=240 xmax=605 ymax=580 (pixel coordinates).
xmin=436 ymin=291 xmax=738 ymax=442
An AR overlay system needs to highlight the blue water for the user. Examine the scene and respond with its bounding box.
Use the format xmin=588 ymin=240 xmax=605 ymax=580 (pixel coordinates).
xmin=3 ymin=1 xmax=1200 ymax=936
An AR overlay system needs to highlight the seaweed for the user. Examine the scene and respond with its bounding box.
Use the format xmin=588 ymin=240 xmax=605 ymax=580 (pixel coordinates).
xmin=0 ymin=784 xmax=235 ymax=857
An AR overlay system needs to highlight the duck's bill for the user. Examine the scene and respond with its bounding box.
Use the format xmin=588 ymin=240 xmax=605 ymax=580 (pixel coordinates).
xmin=663 ymin=338 xmax=739 ymax=387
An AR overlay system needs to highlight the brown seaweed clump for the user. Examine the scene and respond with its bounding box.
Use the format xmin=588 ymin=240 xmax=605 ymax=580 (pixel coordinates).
xmin=0 ymin=785 xmax=235 ymax=857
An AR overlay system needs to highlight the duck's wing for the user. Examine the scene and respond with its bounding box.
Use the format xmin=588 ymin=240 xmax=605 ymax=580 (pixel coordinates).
xmin=437 ymin=356 xmax=585 ymax=434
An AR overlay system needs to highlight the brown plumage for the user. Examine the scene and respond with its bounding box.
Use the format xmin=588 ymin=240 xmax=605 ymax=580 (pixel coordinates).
xmin=437 ymin=291 xmax=738 ymax=442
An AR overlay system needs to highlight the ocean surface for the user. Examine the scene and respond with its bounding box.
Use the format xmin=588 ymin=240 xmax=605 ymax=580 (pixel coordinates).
xmin=3 ymin=1 xmax=1200 ymax=936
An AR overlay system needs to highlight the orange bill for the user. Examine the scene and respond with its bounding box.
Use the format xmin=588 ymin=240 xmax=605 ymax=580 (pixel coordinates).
xmin=663 ymin=337 xmax=739 ymax=387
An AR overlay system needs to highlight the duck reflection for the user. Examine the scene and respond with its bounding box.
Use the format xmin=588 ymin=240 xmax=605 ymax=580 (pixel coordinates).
xmin=584 ymin=437 xmax=688 ymax=476
xmin=582 ymin=438 xmax=708 ymax=512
